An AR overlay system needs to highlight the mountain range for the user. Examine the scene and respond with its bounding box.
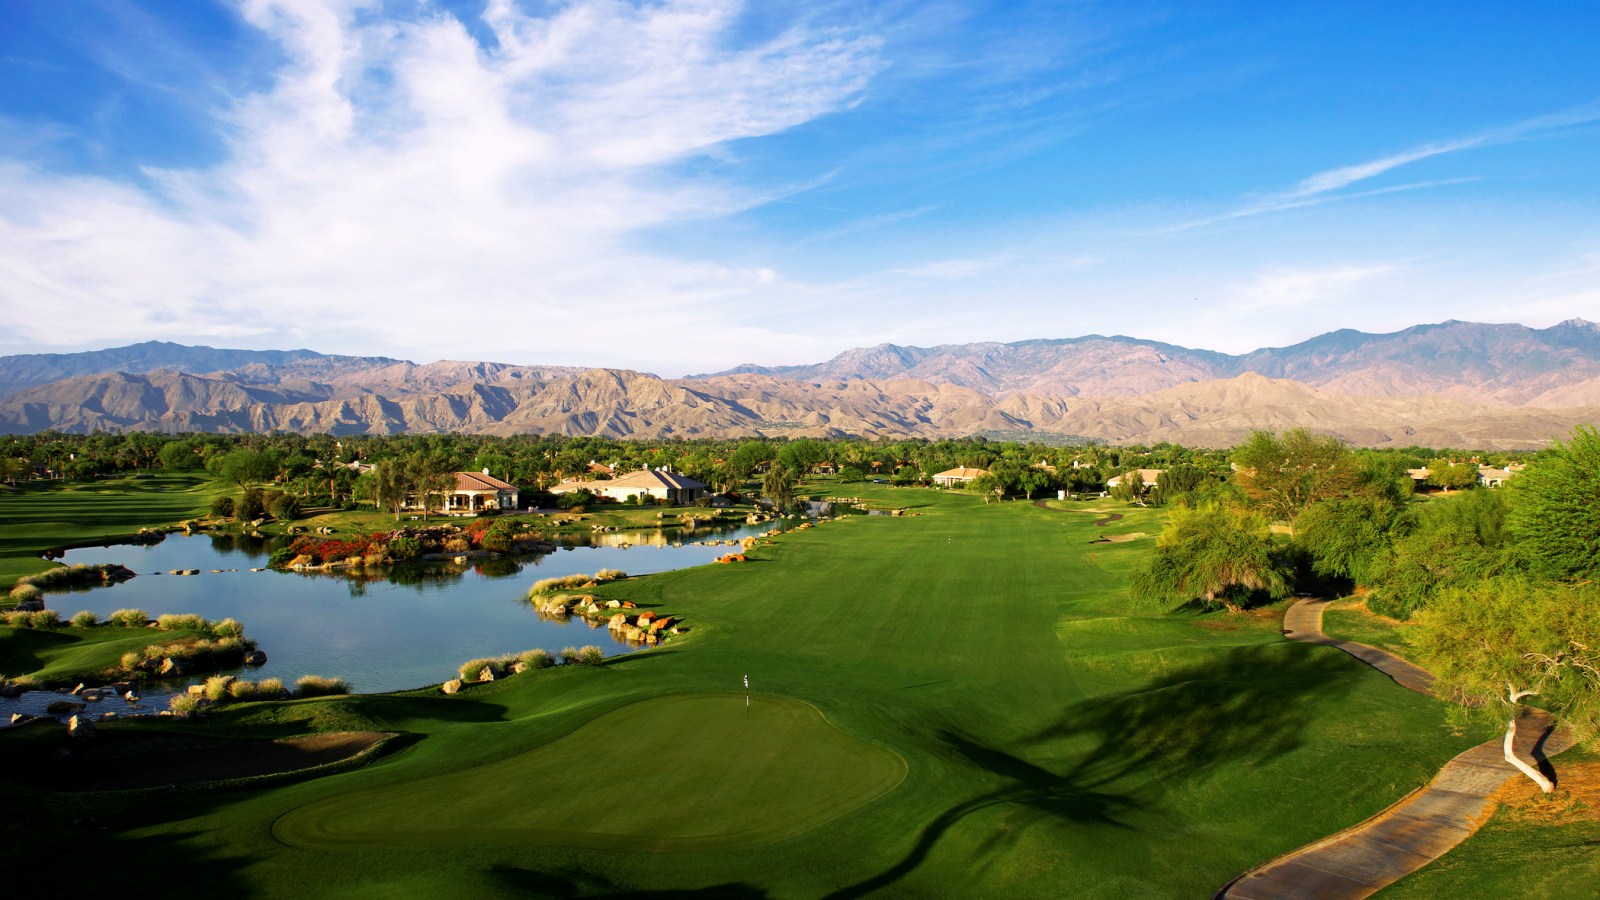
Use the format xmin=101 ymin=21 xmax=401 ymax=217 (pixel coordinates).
xmin=2 ymin=321 xmax=1597 ymax=448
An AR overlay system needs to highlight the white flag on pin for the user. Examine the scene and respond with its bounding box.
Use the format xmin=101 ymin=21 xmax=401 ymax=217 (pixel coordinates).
xmin=743 ymin=674 xmax=749 ymax=689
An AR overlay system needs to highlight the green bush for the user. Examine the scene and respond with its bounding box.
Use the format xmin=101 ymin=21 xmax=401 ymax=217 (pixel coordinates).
xmin=294 ymin=675 xmax=351 ymax=697
xmin=109 ymin=608 xmax=151 ymax=627
xmin=210 ymin=495 xmax=236 ymax=518
xmin=69 ymin=610 xmax=98 ymax=628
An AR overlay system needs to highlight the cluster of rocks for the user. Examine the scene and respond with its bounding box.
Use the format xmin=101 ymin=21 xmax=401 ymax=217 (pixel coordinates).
xmin=606 ymin=609 xmax=679 ymax=645
xmin=6 ymin=680 xmax=148 ymax=733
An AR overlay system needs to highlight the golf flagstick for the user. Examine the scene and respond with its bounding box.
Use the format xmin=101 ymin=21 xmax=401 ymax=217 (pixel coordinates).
xmin=744 ymin=674 xmax=749 ymax=713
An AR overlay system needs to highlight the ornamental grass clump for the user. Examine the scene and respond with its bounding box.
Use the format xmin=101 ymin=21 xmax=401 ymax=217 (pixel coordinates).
xmin=575 ymin=645 xmax=605 ymax=666
xmin=168 ymin=694 xmax=202 ymax=717
xmin=257 ymin=677 xmax=285 ymax=698
xmin=294 ymin=674 xmax=351 ymax=697
xmin=203 ymin=675 xmax=234 ymax=702
xmin=559 ymin=646 xmax=580 ymax=665
xmin=2 ymin=609 xmax=33 ymax=627
xmin=8 ymin=584 xmax=42 ymax=605
xmin=29 ymin=610 xmax=61 ymax=629
xmin=458 ymin=657 xmax=512 ymax=682
xmin=516 ymin=648 xmax=554 ymax=671
xmin=109 ymin=608 xmax=150 ymax=627
xmin=69 ymin=610 xmax=97 ymax=628
xmin=157 ymin=613 xmax=208 ymax=632
xmin=228 ymin=679 xmax=260 ymax=701
xmin=211 ymin=617 xmax=245 ymax=639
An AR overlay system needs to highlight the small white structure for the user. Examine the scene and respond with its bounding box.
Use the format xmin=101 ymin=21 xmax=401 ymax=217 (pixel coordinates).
xmin=931 ymin=466 xmax=988 ymax=487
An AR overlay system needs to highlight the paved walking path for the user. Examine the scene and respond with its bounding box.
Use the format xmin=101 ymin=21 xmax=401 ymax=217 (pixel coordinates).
xmin=1217 ymin=598 xmax=1573 ymax=899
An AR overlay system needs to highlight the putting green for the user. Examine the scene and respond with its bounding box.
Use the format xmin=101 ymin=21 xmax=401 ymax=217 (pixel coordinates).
xmin=272 ymin=692 xmax=906 ymax=852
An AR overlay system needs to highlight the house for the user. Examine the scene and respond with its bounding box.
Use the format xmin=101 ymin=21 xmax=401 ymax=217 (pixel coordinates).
xmin=587 ymin=460 xmax=616 ymax=477
xmin=813 ymin=461 xmax=839 ymax=475
xmin=1477 ymin=464 xmax=1524 ymax=488
xmin=550 ymin=468 xmax=708 ymax=505
xmin=1105 ymin=469 xmax=1163 ymax=489
xmin=406 ymin=470 xmax=519 ymax=513
xmin=932 ymin=466 xmax=988 ymax=487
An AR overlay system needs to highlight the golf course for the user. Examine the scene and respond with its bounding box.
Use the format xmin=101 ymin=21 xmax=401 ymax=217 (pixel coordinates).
xmin=2 ymin=480 xmax=1514 ymax=897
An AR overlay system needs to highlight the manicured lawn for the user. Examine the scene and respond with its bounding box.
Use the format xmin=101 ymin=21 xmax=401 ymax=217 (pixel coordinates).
xmin=0 ymin=623 xmax=211 ymax=684
xmin=0 ymin=485 xmax=1487 ymax=897
xmin=1320 ymin=596 xmax=1420 ymax=659
xmin=0 ymin=474 xmax=226 ymax=591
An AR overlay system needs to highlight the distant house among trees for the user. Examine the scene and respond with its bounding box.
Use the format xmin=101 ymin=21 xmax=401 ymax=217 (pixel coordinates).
xmin=405 ymin=470 xmax=519 ymax=513
xmin=1105 ymin=469 xmax=1164 ymax=490
xmin=932 ymin=466 xmax=989 ymax=487
xmin=551 ymin=468 xmax=708 ymax=505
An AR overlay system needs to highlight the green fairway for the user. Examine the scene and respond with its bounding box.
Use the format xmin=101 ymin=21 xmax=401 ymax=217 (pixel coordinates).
xmin=274 ymin=692 xmax=906 ymax=851
xmin=0 ymin=474 xmax=226 ymax=590
xmin=0 ymin=485 xmax=1493 ymax=897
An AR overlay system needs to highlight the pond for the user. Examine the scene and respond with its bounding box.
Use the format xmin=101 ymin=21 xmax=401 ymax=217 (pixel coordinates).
xmin=31 ymin=522 xmax=767 ymax=697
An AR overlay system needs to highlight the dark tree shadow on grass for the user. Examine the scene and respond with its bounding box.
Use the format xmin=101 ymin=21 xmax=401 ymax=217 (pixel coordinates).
xmin=488 ymin=865 xmax=767 ymax=899
xmin=825 ymin=644 xmax=1368 ymax=898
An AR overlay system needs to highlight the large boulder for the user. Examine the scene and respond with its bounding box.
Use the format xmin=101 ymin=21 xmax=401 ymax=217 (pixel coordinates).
xmin=159 ymin=658 xmax=189 ymax=676
xmin=477 ymin=668 xmax=496 ymax=683
xmin=66 ymin=715 xmax=97 ymax=739
xmin=46 ymin=699 xmax=84 ymax=715
xmin=242 ymin=650 xmax=268 ymax=666
xmin=441 ymin=679 xmax=463 ymax=695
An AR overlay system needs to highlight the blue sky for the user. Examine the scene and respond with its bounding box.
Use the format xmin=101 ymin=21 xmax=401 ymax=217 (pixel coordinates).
xmin=0 ymin=0 xmax=1596 ymax=375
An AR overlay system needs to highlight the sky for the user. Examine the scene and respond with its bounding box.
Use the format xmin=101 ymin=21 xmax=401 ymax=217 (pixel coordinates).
xmin=0 ymin=0 xmax=1596 ymax=376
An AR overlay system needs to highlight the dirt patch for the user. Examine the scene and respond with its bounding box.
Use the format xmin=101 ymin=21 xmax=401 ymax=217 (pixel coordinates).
xmin=1482 ymin=761 xmax=1600 ymax=826
xmin=24 ymin=731 xmax=391 ymax=792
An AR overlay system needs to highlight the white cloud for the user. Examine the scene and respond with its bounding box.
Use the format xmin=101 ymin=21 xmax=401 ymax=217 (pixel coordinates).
xmin=1226 ymin=263 xmax=1404 ymax=312
xmin=0 ymin=0 xmax=881 ymax=371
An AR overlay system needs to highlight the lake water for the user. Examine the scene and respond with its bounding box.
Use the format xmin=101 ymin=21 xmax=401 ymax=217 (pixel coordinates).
xmin=32 ymin=523 xmax=765 ymax=697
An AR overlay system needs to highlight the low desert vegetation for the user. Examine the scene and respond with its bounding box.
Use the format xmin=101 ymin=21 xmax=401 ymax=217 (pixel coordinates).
xmin=529 ymin=570 xmax=628 ymax=595
xmin=294 ymin=674 xmax=351 ymax=697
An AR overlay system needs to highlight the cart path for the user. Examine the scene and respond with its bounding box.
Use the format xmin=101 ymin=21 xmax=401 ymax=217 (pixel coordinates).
xmin=1217 ymin=598 xmax=1574 ymax=899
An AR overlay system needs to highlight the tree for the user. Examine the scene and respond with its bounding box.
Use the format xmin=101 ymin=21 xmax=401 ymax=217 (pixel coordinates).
xmin=1129 ymin=504 xmax=1292 ymax=614
xmin=237 ymin=488 xmax=267 ymax=522
xmin=1414 ymin=576 xmax=1600 ymax=792
xmin=157 ymin=440 xmax=200 ymax=471
xmin=1232 ymin=429 xmax=1365 ymax=529
xmin=1365 ymin=490 xmax=1511 ymax=620
xmin=374 ymin=457 xmax=414 ymax=521
xmin=1505 ymin=425 xmax=1600 ymax=581
xmin=1426 ymin=461 xmax=1478 ymax=492
xmin=218 ymin=449 xmax=276 ymax=486
xmin=762 ymin=463 xmax=797 ymax=512
xmin=1294 ymin=496 xmax=1400 ymax=586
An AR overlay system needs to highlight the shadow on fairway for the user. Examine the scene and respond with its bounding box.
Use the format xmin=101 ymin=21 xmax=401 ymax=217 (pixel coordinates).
xmin=488 ymin=866 xmax=767 ymax=898
xmin=825 ymin=644 xmax=1368 ymax=899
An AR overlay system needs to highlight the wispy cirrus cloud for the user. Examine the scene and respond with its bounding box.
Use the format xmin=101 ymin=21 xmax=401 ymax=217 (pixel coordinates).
xmin=1163 ymin=102 xmax=1600 ymax=233
xmin=0 ymin=0 xmax=882 ymax=370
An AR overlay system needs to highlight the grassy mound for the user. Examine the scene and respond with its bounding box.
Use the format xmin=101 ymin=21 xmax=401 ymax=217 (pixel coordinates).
xmin=274 ymin=692 xmax=905 ymax=851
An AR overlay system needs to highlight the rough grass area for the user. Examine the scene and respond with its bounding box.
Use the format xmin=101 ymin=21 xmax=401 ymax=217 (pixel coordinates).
xmin=0 ymin=474 xmax=226 ymax=591
xmin=0 ymin=482 xmax=1498 ymax=897
xmin=1320 ymin=596 xmax=1420 ymax=659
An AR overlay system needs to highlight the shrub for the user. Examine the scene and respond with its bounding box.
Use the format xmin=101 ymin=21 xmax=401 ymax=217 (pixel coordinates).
xmin=388 ymin=535 xmax=422 ymax=560
xmin=157 ymin=613 xmax=208 ymax=632
xmin=268 ymin=492 xmax=301 ymax=520
xmin=517 ymin=648 xmax=554 ymax=670
xmin=238 ymin=488 xmax=266 ymax=521
xmin=559 ymin=646 xmax=580 ymax=665
xmin=257 ymin=677 xmax=285 ymax=698
xmin=29 ymin=610 xmax=62 ymax=629
xmin=109 ymin=608 xmax=150 ymax=627
xmin=8 ymin=584 xmax=42 ymax=605
xmin=575 ymin=645 xmax=605 ymax=666
xmin=3 ymin=609 xmax=33 ymax=627
xmin=443 ymin=537 xmax=471 ymax=553
xmin=203 ymin=675 xmax=234 ymax=702
xmin=294 ymin=675 xmax=351 ymax=697
xmin=120 ymin=651 xmax=142 ymax=670
xmin=458 ymin=657 xmax=505 ymax=682
xmin=228 ymin=680 xmax=260 ymax=701
xmin=210 ymin=495 xmax=236 ymax=518
xmin=169 ymin=694 xmax=203 ymax=717
xmin=212 ymin=618 xmax=245 ymax=639
xmin=69 ymin=610 xmax=98 ymax=628
xmin=268 ymin=548 xmax=296 ymax=568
